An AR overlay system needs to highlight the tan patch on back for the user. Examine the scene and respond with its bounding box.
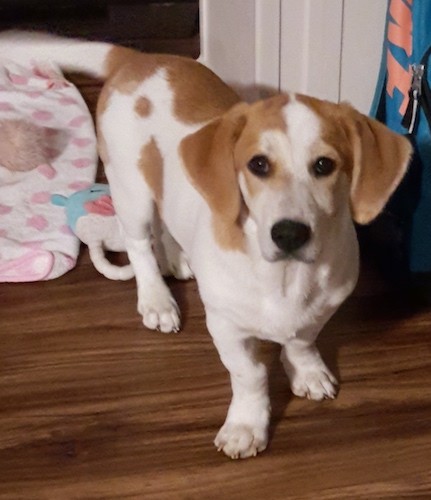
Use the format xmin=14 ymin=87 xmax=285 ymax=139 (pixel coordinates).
xmin=139 ymin=137 xmax=164 ymax=213
xmin=100 ymin=46 xmax=240 ymax=125
xmin=167 ymin=59 xmax=240 ymax=124
xmin=103 ymin=46 xmax=141 ymax=79
xmin=97 ymin=48 xmax=163 ymax=118
xmin=126 ymin=55 xmax=240 ymax=124
xmin=134 ymin=96 xmax=152 ymax=117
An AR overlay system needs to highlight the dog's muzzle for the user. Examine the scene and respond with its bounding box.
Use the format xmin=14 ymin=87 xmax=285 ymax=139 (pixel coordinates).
xmin=270 ymin=219 xmax=311 ymax=256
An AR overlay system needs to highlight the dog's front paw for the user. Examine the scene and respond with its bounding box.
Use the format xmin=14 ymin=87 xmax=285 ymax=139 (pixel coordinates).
xmin=290 ymin=367 xmax=338 ymax=401
xmin=138 ymin=286 xmax=181 ymax=333
xmin=214 ymin=423 xmax=268 ymax=459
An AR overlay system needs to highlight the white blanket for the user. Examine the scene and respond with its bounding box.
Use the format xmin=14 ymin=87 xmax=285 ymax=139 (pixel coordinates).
xmin=0 ymin=61 xmax=97 ymax=281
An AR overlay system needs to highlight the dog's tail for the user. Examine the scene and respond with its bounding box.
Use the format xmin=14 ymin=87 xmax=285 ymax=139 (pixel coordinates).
xmin=88 ymin=243 xmax=135 ymax=281
xmin=0 ymin=30 xmax=131 ymax=80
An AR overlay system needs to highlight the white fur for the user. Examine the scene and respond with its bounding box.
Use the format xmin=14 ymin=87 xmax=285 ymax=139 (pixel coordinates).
xmin=285 ymin=96 xmax=322 ymax=179
xmin=0 ymin=32 xmax=363 ymax=459
xmin=0 ymin=31 xmax=111 ymax=78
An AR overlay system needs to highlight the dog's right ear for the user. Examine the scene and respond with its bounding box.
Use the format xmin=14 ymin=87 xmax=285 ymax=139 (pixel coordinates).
xmin=180 ymin=102 xmax=249 ymax=250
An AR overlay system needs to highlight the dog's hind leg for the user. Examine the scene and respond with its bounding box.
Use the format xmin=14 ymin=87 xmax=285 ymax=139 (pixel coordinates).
xmin=104 ymin=164 xmax=181 ymax=333
xmin=151 ymin=213 xmax=193 ymax=280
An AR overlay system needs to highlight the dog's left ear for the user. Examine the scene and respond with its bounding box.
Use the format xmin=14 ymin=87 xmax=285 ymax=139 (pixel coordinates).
xmin=343 ymin=106 xmax=412 ymax=224
xmin=180 ymin=102 xmax=249 ymax=249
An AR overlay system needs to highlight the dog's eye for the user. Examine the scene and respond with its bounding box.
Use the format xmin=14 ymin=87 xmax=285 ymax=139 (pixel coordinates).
xmin=247 ymin=155 xmax=270 ymax=177
xmin=312 ymin=157 xmax=336 ymax=178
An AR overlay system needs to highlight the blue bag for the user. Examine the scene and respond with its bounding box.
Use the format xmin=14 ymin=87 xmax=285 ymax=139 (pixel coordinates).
xmin=365 ymin=0 xmax=431 ymax=297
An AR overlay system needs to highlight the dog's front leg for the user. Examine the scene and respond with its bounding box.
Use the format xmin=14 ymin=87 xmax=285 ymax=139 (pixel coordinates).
xmin=281 ymin=336 xmax=338 ymax=401
xmin=207 ymin=312 xmax=270 ymax=459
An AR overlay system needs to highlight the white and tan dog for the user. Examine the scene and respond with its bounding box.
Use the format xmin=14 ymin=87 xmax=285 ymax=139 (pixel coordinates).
xmin=0 ymin=32 xmax=412 ymax=458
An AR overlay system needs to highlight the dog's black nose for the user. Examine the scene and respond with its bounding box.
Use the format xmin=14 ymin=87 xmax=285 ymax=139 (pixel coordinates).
xmin=271 ymin=219 xmax=311 ymax=254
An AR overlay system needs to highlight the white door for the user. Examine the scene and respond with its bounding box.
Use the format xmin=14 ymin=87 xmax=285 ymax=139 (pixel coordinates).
xmin=200 ymin=0 xmax=387 ymax=113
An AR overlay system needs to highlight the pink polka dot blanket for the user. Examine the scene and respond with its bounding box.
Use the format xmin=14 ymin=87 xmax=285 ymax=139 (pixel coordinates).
xmin=0 ymin=62 xmax=97 ymax=281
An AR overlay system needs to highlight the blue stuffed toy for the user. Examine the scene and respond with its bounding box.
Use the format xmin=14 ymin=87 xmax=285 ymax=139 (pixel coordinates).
xmin=52 ymin=184 xmax=134 ymax=280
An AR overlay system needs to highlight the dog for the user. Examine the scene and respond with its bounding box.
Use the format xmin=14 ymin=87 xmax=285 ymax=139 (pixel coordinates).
xmin=0 ymin=31 xmax=412 ymax=459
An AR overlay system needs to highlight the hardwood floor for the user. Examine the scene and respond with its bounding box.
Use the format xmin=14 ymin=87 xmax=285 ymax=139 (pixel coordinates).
xmin=2 ymin=247 xmax=431 ymax=499
xmin=1 ymin=50 xmax=431 ymax=500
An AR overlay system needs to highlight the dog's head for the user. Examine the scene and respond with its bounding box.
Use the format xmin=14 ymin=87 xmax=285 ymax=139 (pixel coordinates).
xmin=181 ymin=93 xmax=412 ymax=261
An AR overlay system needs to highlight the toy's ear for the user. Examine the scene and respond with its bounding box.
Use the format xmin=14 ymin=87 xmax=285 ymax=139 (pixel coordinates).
xmin=180 ymin=102 xmax=249 ymax=250
xmin=342 ymin=105 xmax=412 ymax=224
xmin=51 ymin=194 xmax=68 ymax=207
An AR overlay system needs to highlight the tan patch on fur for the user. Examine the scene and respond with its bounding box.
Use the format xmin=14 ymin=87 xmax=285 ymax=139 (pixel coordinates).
xmin=249 ymin=94 xmax=290 ymax=131
xmin=180 ymin=104 xmax=249 ymax=252
xmin=97 ymin=48 xmax=162 ymax=118
xmin=107 ymin=52 xmax=159 ymax=94
xmin=139 ymin=137 xmax=164 ymax=212
xmin=234 ymin=94 xmax=290 ymax=199
xmin=296 ymin=95 xmax=352 ymax=167
xmin=134 ymin=96 xmax=152 ymax=117
xmin=103 ymin=46 xmax=141 ymax=79
xmin=297 ymin=94 xmax=411 ymax=223
xmin=242 ymin=163 xmax=289 ymax=200
xmin=99 ymin=47 xmax=240 ymax=125
xmin=167 ymin=60 xmax=240 ymax=124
